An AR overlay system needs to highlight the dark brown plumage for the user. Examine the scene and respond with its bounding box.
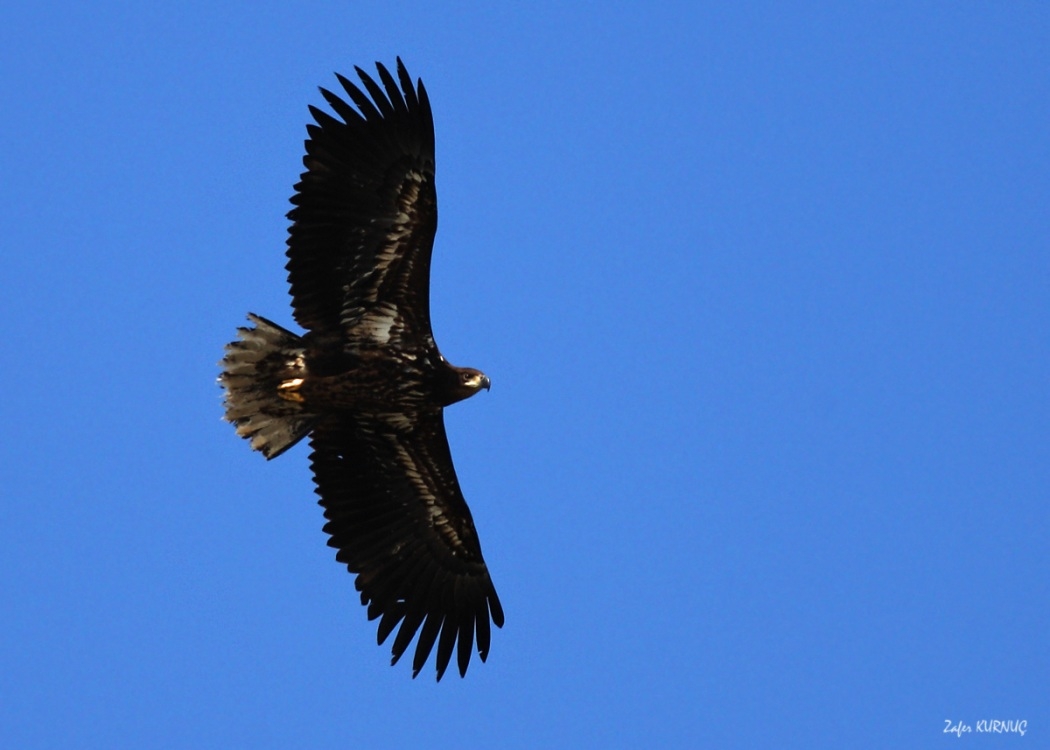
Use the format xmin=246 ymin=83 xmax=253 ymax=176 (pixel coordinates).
xmin=219 ymin=59 xmax=502 ymax=680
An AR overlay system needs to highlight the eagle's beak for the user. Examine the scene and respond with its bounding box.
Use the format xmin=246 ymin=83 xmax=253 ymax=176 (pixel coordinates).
xmin=481 ymin=375 xmax=491 ymax=391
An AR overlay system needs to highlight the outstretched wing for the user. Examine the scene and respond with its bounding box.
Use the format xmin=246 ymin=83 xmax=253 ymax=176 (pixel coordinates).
xmin=310 ymin=411 xmax=504 ymax=680
xmin=286 ymin=58 xmax=437 ymax=344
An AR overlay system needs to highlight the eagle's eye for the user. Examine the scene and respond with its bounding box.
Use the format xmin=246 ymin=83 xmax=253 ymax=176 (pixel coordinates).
xmin=458 ymin=370 xmax=489 ymax=392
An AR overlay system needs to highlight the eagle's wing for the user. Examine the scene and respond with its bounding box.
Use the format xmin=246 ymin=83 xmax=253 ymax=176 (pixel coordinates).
xmin=310 ymin=411 xmax=504 ymax=680
xmin=286 ymin=59 xmax=437 ymax=343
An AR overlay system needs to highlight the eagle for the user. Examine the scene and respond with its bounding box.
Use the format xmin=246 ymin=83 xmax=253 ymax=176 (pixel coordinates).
xmin=219 ymin=59 xmax=503 ymax=681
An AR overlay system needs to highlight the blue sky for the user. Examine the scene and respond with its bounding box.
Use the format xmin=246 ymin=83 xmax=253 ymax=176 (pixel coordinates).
xmin=1 ymin=2 xmax=1047 ymax=748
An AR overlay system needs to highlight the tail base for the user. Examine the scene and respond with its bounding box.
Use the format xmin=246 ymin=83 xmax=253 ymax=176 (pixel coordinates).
xmin=220 ymin=314 xmax=315 ymax=459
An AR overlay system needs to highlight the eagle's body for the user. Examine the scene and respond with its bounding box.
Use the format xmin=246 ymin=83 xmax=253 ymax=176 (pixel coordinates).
xmin=219 ymin=60 xmax=502 ymax=681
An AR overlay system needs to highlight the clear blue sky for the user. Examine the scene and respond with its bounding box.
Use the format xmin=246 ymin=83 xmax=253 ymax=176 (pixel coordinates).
xmin=1 ymin=3 xmax=1047 ymax=748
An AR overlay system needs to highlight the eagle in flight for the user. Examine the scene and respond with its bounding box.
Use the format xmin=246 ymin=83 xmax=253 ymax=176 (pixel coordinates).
xmin=219 ymin=59 xmax=503 ymax=680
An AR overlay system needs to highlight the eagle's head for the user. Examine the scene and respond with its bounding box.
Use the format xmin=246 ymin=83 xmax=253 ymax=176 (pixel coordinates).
xmin=446 ymin=366 xmax=490 ymax=404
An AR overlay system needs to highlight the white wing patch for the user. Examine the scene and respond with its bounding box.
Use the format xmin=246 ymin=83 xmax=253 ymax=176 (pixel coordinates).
xmin=367 ymin=307 xmax=398 ymax=344
xmin=348 ymin=303 xmax=402 ymax=344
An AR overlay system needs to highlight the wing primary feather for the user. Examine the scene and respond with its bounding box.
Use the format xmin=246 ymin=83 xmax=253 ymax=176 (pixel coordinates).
xmin=375 ymin=62 xmax=408 ymax=118
xmin=303 ymin=121 xmax=325 ymax=143
xmin=338 ymin=71 xmax=383 ymax=122
xmin=434 ymin=610 xmax=459 ymax=681
xmin=412 ymin=611 xmax=444 ymax=677
xmin=489 ymin=585 xmax=506 ymax=628
xmin=318 ymin=86 xmax=364 ymax=126
xmin=307 ymin=104 xmax=346 ymax=133
xmin=396 ymin=58 xmax=418 ymax=112
xmin=416 ymin=82 xmax=435 ymax=155
xmin=401 ymin=559 xmax=443 ymax=673
xmin=475 ymin=597 xmax=492 ymax=661
xmin=376 ymin=607 xmax=405 ymax=645
xmin=356 ymin=62 xmax=396 ymax=120
xmin=356 ymin=65 xmax=396 ymax=121
xmin=390 ymin=609 xmax=426 ymax=666
xmin=456 ymin=591 xmax=476 ymax=678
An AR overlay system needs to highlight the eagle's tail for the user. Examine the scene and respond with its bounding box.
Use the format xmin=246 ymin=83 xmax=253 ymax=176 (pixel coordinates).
xmin=219 ymin=313 xmax=315 ymax=459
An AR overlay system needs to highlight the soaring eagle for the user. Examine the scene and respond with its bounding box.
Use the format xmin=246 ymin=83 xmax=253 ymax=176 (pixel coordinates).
xmin=219 ymin=59 xmax=503 ymax=680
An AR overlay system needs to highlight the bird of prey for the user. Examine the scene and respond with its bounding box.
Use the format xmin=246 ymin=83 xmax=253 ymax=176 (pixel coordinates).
xmin=219 ymin=59 xmax=503 ymax=680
